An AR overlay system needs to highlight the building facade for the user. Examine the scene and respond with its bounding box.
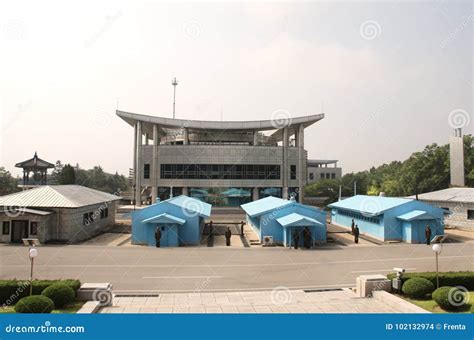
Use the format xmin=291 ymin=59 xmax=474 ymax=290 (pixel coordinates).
xmin=241 ymin=196 xmax=327 ymax=247
xmin=411 ymin=188 xmax=474 ymax=230
xmin=0 ymin=185 xmax=120 ymax=244
xmin=117 ymin=110 xmax=324 ymax=206
xmin=131 ymin=195 xmax=211 ymax=247
xmin=328 ymin=195 xmax=445 ymax=244
xmin=307 ymin=159 xmax=342 ymax=184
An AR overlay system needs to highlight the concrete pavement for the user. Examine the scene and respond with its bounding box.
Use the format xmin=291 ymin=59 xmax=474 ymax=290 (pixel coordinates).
xmin=0 ymin=242 xmax=472 ymax=292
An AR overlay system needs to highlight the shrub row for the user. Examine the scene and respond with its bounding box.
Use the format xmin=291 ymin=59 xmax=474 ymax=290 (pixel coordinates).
xmin=387 ymin=271 xmax=474 ymax=290
xmin=0 ymin=279 xmax=80 ymax=306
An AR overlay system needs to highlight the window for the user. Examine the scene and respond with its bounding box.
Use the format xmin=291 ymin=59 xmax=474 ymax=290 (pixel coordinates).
xmin=144 ymin=164 xmax=150 ymax=179
xmin=468 ymin=210 xmax=474 ymax=220
xmin=290 ymin=165 xmax=296 ymax=180
xmin=160 ymin=164 xmax=281 ymax=180
xmin=309 ymin=173 xmax=314 ymax=180
xmin=331 ymin=173 xmax=336 ymax=179
xmin=320 ymin=173 xmax=325 ymax=179
xmin=2 ymin=221 xmax=10 ymax=235
xmin=30 ymin=222 xmax=38 ymax=235
xmin=83 ymin=212 xmax=94 ymax=225
xmin=325 ymin=173 xmax=330 ymax=179
xmin=100 ymin=207 xmax=109 ymax=219
xmin=338 ymin=209 xmax=381 ymax=225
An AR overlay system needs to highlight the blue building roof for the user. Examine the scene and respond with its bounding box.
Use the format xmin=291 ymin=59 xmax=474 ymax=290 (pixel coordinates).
xmin=276 ymin=213 xmax=323 ymax=227
xmin=396 ymin=210 xmax=436 ymax=221
xmin=240 ymin=196 xmax=293 ymax=217
xmin=164 ymin=195 xmax=212 ymax=217
xmin=328 ymin=195 xmax=413 ymax=215
xmin=141 ymin=213 xmax=186 ymax=225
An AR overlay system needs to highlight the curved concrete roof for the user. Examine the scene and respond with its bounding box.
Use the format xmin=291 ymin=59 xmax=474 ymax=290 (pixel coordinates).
xmin=116 ymin=110 xmax=324 ymax=132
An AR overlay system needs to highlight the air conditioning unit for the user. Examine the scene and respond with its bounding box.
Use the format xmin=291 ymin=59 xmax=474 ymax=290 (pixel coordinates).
xmin=263 ymin=236 xmax=274 ymax=246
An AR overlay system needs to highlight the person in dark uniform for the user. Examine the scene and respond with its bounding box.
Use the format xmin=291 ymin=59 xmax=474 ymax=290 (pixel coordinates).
xmin=225 ymin=227 xmax=232 ymax=246
xmin=354 ymin=225 xmax=360 ymax=244
xmin=293 ymin=230 xmax=300 ymax=249
xmin=306 ymin=228 xmax=312 ymax=249
xmin=209 ymin=221 xmax=213 ymax=236
xmin=351 ymin=219 xmax=355 ymax=235
xmin=425 ymin=225 xmax=432 ymax=245
xmin=240 ymin=221 xmax=245 ymax=237
xmin=154 ymin=227 xmax=161 ymax=248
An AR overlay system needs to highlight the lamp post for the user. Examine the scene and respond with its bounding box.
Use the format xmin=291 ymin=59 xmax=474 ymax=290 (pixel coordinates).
xmin=432 ymin=243 xmax=442 ymax=289
xmin=29 ymin=247 xmax=38 ymax=296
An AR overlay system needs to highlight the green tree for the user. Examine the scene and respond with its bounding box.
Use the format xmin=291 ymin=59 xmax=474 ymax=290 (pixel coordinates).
xmin=0 ymin=167 xmax=20 ymax=195
xmin=59 ymin=164 xmax=76 ymax=184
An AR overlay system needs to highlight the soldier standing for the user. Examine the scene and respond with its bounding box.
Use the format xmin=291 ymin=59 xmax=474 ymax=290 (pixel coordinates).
xmin=354 ymin=225 xmax=360 ymax=244
xmin=240 ymin=221 xmax=245 ymax=237
xmin=154 ymin=227 xmax=161 ymax=248
xmin=293 ymin=230 xmax=300 ymax=249
xmin=225 ymin=227 xmax=232 ymax=246
xmin=306 ymin=228 xmax=312 ymax=249
xmin=351 ymin=219 xmax=355 ymax=235
xmin=425 ymin=225 xmax=432 ymax=245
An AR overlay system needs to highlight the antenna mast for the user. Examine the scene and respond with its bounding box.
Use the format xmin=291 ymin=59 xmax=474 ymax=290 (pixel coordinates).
xmin=172 ymin=77 xmax=178 ymax=119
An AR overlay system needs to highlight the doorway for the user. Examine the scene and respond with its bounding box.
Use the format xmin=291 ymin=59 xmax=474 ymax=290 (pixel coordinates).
xmin=11 ymin=220 xmax=29 ymax=243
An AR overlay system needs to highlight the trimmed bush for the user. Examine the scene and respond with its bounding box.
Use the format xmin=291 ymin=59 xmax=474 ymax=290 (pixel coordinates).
xmin=432 ymin=286 xmax=467 ymax=310
xmin=402 ymin=277 xmax=435 ymax=298
xmin=0 ymin=279 xmax=80 ymax=306
xmin=42 ymin=283 xmax=75 ymax=308
xmin=387 ymin=271 xmax=474 ymax=290
xmin=14 ymin=295 xmax=54 ymax=313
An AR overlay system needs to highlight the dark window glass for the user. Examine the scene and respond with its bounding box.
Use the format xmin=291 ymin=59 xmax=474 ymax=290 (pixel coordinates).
xmin=30 ymin=222 xmax=38 ymax=235
xmin=2 ymin=221 xmax=10 ymax=235
xmin=320 ymin=173 xmax=325 ymax=179
xmin=160 ymin=164 xmax=280 ymax=180
xmin=100 ymin=207 xmax=109 ymax=219
xmin=468 ymin=210 xmax=474 ymax=220
xmin=144 ymin=164 xmax=150 ymax=179
xmin=83 ymin=212 xmax=94 ymax=226
xmin=309 ymin=173 xmax=314 ymax=180
xmin=290 ymin=165 xmax=296 ymax=180
xmin=331 ymin=173 xmax=336 ymax=179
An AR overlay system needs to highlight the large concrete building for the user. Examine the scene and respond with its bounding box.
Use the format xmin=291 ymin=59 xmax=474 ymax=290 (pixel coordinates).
xmin=117 ymin=110 xmax=324 ymax=206
xmin=307 ymin=159 xmax=342 ymax=184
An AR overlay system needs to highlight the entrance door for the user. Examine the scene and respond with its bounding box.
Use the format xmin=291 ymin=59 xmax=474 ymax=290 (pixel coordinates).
xmin=11 ymin=220 xmax=29 ymax=243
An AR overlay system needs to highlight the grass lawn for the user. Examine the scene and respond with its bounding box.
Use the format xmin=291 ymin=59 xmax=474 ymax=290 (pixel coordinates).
xmin=399 ymin=292 xmax=474 ymax=314
xmin=0 ymin=300 xmax=85 ymax=314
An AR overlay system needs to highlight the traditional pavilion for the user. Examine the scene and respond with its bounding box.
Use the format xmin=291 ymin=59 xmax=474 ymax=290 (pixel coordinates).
xmin=15 ymin=152 xmax=55 ymax=187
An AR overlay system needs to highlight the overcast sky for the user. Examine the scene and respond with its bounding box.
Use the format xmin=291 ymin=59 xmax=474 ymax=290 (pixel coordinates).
xmin=0 ymin=0 xmax=472 ymax=177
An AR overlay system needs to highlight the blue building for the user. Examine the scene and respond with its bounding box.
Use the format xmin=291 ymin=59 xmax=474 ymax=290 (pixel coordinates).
xmin=241 ymin=196 xmax=326 ymax=247
xmin=131 ymin=195 xmax=211 ymax=247
xmin=328 ymin=195 xmax=445 ymax=243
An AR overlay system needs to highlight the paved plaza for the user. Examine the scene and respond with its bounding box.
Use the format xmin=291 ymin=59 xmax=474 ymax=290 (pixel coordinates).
xmin=100 ymin=289 xmax=421 ymax=314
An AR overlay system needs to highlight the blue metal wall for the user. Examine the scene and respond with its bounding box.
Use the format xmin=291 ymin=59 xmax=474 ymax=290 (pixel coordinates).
xmin=131 ymin=202 xmax=203 ymax=246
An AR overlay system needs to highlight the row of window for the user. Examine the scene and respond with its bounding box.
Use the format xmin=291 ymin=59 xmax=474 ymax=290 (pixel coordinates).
xmin=338 ymin=209 xmax=381 ymax=225
xmin=308 ymin=172 xmax=337 ymax=180
xmin=159 ymin=164 xmax=282 ymax=180
xmin=2 ymin=221 xmax=37 ymax=235
xmin=83 ymin=207 xmax=109 ymax=226
xmin=442 ymin=207 xmax=474 ymax=220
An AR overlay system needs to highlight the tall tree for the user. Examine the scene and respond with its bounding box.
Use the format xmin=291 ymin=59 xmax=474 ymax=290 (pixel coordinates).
xmin=0 ymin=167 xmax=20 ymax=195
xmin=59 ymin=164 xmax=76 ymax=184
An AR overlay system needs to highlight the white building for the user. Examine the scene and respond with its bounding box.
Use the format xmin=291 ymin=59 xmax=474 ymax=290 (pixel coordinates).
xmin=307 ymin=159 xmax=342 ymax=184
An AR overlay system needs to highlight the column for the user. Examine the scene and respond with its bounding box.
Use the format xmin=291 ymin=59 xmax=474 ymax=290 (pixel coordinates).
xmin=135 ymin=121 xmax=143 ymax=206
xmin=182 ymin=187 xmax=189 ymax=196
xmin=133 ymin=122 xmax=137 ymax=204
xmin=151 ymin=125 xmax=159 ymax=203
xmin=253 ymin=130 xmax=259 ymax=146
xmin=282 ymin=127 xmax=289 ymax=199
xmin=252 ymin=187 xmax=259 ymax=201
xmin=183 ymin=128 xmax=189 ymax=145
xmin=297 ymin=124 xmax=305 ymax=203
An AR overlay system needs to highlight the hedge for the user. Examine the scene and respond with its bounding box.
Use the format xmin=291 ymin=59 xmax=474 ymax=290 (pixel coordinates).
xmin=432 ymin=286 xmax=467 ymax=311
xmin=401 ymin=277 xmax=435 ymax=298
xmin=14 ymin=295 xmax=54 ymax=313
xmin=387 ymin=271 xmax=474 ymax=290
xmin=0 ymin=279 xmax=80 ymax=306
xmin=42 ymin=283 xmax=75 ymax=308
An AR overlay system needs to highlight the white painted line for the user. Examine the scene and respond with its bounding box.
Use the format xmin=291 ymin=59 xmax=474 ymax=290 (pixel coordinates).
xmin=351 ymin=268 xmax=416 ymax=274
xmin=1 ymin=255 xmax=470 ymax=268
xmin=142 ymin=276 xmax=223 ymax=279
